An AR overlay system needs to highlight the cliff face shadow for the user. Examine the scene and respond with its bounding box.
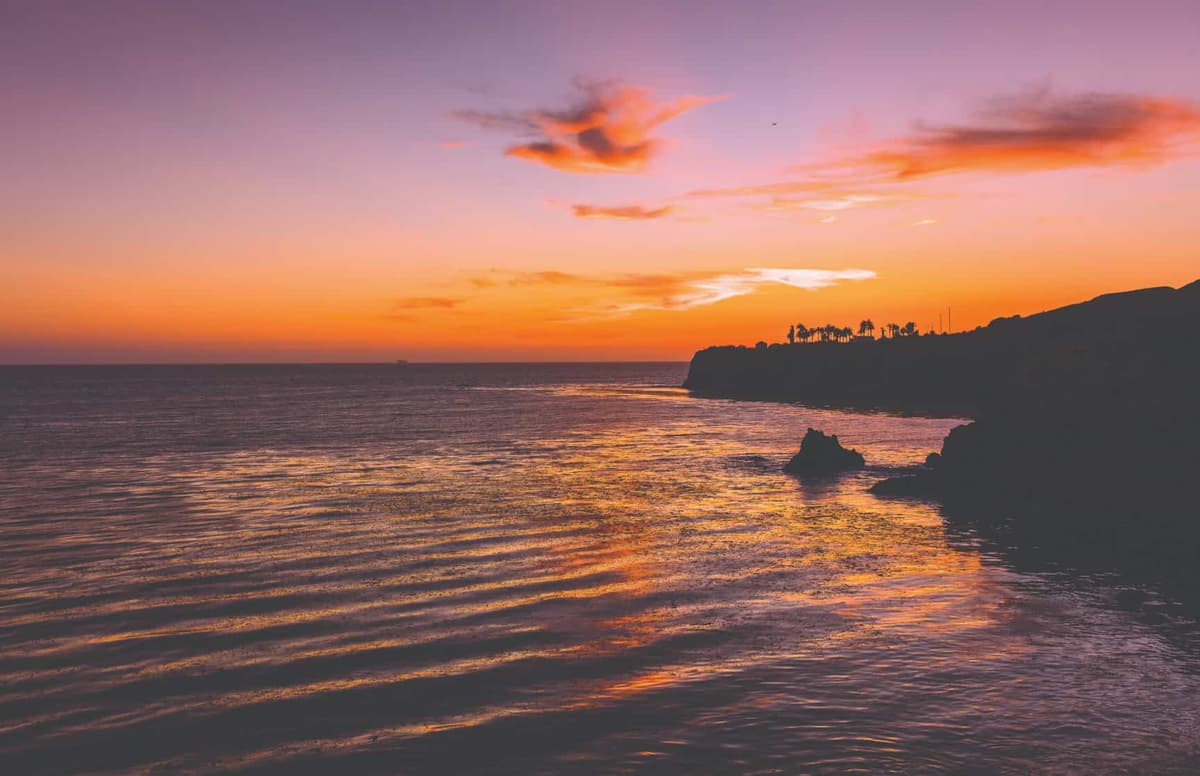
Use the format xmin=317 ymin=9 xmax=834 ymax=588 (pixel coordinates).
xmin=691 ymin=279 xmax=1200 ymax=583
xmin=933 ymin=493 xmax=1200 ymax=616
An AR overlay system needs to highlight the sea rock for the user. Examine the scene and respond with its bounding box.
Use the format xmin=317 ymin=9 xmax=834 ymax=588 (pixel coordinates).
xmin=869 ymin=450 xmax=944 ymax=496
xmin=783 ymin=428 xmax=865 ymax=474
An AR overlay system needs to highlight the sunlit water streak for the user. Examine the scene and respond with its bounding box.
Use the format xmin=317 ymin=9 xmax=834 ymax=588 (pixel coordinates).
xmin=2 ymin=363 xmax=1200 ymax=774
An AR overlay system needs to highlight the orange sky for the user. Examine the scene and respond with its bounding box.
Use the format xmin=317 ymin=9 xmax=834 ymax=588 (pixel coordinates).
xmin=3 ymin=2 xmax=1200 ymax=362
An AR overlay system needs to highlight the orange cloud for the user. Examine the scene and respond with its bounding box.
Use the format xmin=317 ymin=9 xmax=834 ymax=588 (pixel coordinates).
xmin=506 ymin=270 xmax=581 ymax=285
xmin=456 ymin=81 xmax=725 ymax=174
xmin=498 ymin=267 xmax=876 ymax=317
xmin=468 ymin=270 xmax=583 ymax=287
xmin=571 ymin=203 xmax=676 ymax=220
xmin=758 ymin=194 xmax=887 ymax=212
xmin=602 ymin=268 xmax=876 ymax=313
xmin=689 ymin=178 xmax=899 ymax=205
xmin=443 ymin=267 xmax=875 ymax=322
xmin=685 ymin=90 xmax=1200 ymax=220
xmin=831 ymin=90 xmax=1200 ymax=180
xmin=390 ymin=296 xmax=464 ymax=310
xmin=688 ymin=180 xmax=842 ymax=199
xmin=687 ymin=179 xmax=929 ymax=216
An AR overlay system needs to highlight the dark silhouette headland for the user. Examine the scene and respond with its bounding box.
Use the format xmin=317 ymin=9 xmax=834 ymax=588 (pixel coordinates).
xmin=685 ymin=279 xmax=1200 ymax=581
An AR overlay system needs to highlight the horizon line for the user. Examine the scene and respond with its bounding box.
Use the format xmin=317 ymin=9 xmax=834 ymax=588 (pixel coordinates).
xmin=0 ymin=360 xmax=694 ymax=368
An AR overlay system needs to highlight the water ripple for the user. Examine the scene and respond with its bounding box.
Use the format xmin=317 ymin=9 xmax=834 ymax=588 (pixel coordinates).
xmin=3 ymin=364 xmax=1200 ymax=773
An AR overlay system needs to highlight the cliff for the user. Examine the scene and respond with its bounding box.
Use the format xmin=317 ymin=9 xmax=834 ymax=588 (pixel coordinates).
xmin=688 ymin=279 xmax=1200 ymax=531
xmin=686 ymin=280 xmax=1200 ymax=418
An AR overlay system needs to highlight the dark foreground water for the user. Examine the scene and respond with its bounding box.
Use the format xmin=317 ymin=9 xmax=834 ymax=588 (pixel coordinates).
xmin=2 ymin=363 xmax=1200 ymax=774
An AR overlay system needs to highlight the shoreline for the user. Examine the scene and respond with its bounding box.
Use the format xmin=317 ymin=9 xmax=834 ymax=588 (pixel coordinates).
xmin=684 ymin=278 xmax=1200 ymax=580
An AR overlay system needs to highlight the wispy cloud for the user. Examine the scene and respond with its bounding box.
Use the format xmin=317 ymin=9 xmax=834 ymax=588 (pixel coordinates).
xmin=683 ymin=89 xmax=1200 ymax=221
xmin=455 ymin=81 xmax=725 ymax=174
xmin=393 ymin=268 xmax=874 ymax=324
xmin=572 ymin=203 xmax=676 ymax=220
xmin=494 ymin=268 xmax=875 ymax=317
xmin=759 ymin=194 xmax=886 ymax=212
xmin=507 ymin=270 xmax=582 ymax=285
xmin=687 ymin=179 xmax=906 ymax=214
xmin=822 ymin=89 xmax=1200 ymax=180
xmin=390 ymin=296 xmax=465 ymax=310
xmin=467 ymin=270 xmax=583 ymax=288
xmin=601 ymin=268 xmax=876 ymax=313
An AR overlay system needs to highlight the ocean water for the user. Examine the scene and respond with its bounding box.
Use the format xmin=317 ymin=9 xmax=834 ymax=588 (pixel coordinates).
xmin=2 ymin=363 xmax=1199 ymax=774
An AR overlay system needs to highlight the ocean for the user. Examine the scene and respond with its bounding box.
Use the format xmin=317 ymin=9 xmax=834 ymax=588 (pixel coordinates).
xmin=2 ymin=363 xmax=1199 ymax=774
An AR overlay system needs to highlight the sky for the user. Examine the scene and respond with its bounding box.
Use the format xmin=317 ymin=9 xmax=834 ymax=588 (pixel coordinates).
xmin=3 ymin=0 xmax=1200 ymax=363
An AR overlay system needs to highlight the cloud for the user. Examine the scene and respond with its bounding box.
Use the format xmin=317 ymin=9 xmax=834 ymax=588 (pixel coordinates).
xmin=688 ymin=179 xmax=909 ymax=214
xmin=607 ymin=268 xmax=876 ymax=312
xmin=498 ymin=267 xmax=874 ymax=317
xmin=759 ymin=194 xmax=886 ymax=212
xmin=390 ymin=296 xmax=464 ymax=310
xmin=391 ymin=268 xmax=873 ymax=324
xmin=571 ymin=203 xmax=676 ymax=220
xmin=827 ymin=89 xmax=1200 ymax=180
xmin=467 ymin=269 xmax=583 ymax=288
xmin=455 ymin=81 xmax=725 ymax=174
xmin=688 ymin=180 xmax=843 ymax=199
xmin=682 ymin=90 xmax=1200 ymax=222
xmin=507 ymin=270 xmax=582 ymax=285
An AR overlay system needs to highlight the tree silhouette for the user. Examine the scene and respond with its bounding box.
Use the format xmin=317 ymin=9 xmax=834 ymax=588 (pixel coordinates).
xmin=787 ymin=324 xmax=795 ymax=344
xmin=902 ymin=321 xmax=917 ymax=337
xmin=887 ymin=323 xmax=901 ymax=338
xmin=858 ymin=319 xmax=875 ymax=338
xmin=796 ymin=323 xmax=809 ymax=343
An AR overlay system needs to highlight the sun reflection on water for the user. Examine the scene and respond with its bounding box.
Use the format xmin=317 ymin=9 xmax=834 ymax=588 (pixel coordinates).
xmin=3 ymin=368 xmax=1200 ymax=773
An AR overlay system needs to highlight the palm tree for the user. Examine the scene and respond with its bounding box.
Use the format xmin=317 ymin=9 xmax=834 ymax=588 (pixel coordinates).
xmin=902 ymin=321 xmax=917 ymax=337
xmin=865 ymin=319 xmax=875 ymax=338
xmin=887 ymin=322 xmax=901 ymax=339
xmin=787 ymin=324 xmax=795 ymax=344
xmin=858 ymin=319 xmax=873 ymax=338
xmin=798 ymin=324 xmax=810 ymax=343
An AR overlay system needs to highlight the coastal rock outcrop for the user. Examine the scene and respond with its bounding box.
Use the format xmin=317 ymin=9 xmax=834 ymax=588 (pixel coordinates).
xmin=783 ymin=428 xmax=865 ymax=474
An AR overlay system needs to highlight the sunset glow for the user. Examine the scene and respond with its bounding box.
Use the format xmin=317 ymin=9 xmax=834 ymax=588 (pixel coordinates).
xmin=3 ymin=1 xmax=1200 ymax=362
